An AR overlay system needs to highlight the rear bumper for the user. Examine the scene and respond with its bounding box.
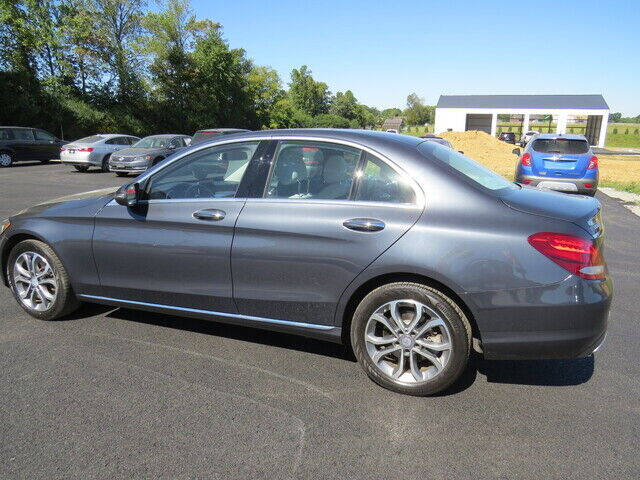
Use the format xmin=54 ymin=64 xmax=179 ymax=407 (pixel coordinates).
xmin=515 ymin=172 xmax=598 ymax=195
xmin=464 ymin=274 xmax=612 ymax=360
xmin=60 ymin=152 xmax=101 ymax=166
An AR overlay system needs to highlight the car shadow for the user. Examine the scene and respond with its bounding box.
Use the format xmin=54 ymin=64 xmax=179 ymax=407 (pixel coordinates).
xmin=105 ymin=307 xmax=351 ymax=361
xmin=92 ymin=307 xmax=594 ymax=393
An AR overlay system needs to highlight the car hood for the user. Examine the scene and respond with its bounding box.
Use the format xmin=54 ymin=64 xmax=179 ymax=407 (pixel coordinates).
xmin=113 ymin=147 xmax=167 ymax=157
xmin=501 ymin=186 xmax=600 ymax=225
xmin=12 ymin=187 xmax=119 ymax=218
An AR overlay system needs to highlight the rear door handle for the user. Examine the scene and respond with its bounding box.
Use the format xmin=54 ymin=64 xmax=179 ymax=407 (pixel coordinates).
xmin=193 ymin=209 xmax=226 ymax=221
xmin=343 ymin=218 xmax=385 ymax=232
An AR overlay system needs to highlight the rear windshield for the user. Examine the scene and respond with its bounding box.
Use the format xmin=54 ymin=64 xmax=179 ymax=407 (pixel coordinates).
xmin=532 ymin=139 xmax=589 ymax=154
xmin=75 ymin=135 xmax=104 ymax=144
xmin=418 ymin=142 xmax=515 ymax=192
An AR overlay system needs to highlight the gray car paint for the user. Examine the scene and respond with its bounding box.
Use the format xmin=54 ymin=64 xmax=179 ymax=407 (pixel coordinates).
xmin=0 ymin=129 xmax=611 ymax=358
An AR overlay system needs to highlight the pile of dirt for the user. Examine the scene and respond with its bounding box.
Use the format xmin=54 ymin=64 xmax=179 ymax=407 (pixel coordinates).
xmin=439 ymin=130 xmax=520 ymax=179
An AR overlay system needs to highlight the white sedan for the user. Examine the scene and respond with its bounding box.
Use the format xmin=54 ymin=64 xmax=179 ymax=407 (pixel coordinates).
xmin=60 ymin=134 xmax=140 ymax=172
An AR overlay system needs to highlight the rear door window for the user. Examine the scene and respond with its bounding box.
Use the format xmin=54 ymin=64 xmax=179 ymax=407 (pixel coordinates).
xmin=11 ymin=129 xmax=35 ymax=141
xmin=355 ymin=153 xmax=416 ymax=204
xmin=532 ymin=139 xmax=589 ymax=154
xmin=0 ymin=128 xmax=12 ymax=140
xmin=34 ymin=130 xmax=56 ymax=141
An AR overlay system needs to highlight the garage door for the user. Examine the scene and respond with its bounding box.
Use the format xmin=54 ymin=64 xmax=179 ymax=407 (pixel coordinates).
xmin=465 ymin=114 xmax=492 ymax=134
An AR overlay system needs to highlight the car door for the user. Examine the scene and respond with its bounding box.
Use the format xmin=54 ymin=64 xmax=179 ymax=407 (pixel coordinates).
xmin=92 ymin=140 xmax=263 ymax=312
xmin=9 ymin=128 xmax=37 ymax=160
xmin=33 ymin=129 xmax=59 ymax=160
xmin=231 ymin=139 xmax=424 ymax=327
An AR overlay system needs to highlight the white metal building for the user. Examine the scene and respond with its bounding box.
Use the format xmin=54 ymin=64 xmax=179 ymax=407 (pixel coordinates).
xmin=434 ymin=95 xmax=609 ymax=147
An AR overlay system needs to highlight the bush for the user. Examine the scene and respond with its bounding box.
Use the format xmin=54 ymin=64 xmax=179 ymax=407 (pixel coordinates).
xmin=625 ymin=128 xmax=629 ymax=134
xmin=613 ymin=128 xmax=618 ymax=134
xmin=635 ymin=129 xmax=639 ymax=135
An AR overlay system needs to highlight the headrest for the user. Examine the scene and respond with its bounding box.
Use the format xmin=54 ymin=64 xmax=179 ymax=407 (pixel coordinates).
xmin=275 ymin=147 xmax=308 ymax=186
xmin=323 ymin=154 xmax=347 ymax=183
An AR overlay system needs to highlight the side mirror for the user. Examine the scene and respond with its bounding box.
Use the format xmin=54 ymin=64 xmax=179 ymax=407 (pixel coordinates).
xmin=168 ymin=144 xmax=176 ymax=150
xmin=114 ymin=183 xmax=140 ymax=207
xmin=512 ymin=148 xmax=521 ymax=156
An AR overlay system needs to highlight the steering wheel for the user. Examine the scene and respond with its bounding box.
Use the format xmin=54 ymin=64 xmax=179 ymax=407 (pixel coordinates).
xmin=184 ymin=182 xmax=216 ymax=199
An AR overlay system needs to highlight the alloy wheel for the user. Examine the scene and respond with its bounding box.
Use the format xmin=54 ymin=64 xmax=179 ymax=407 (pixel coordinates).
xmin=0 ymin=153 xmax=12 ymax=167
xmin=364 ymin=299 xmax=452 ymax=383
xmin=12 ymin=252 xmax=58 ymax=311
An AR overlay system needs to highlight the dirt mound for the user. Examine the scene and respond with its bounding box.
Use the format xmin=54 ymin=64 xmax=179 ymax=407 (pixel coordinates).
xmin=439 ymin=130 xmax=520 ymax=179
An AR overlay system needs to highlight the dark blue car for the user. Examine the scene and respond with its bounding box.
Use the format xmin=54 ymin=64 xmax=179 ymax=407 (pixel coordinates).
xmin=515 ymin=133 xmax=598 ymax=196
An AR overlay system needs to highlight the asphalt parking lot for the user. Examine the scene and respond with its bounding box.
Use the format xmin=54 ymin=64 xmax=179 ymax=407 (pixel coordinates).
xmin=1 ymin=162 xmax=639 ymax=479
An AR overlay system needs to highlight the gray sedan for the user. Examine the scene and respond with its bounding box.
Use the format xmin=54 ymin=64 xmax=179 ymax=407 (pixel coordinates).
xmin=0 ymin=129 xmax=612 ymax=396
xmin=109 ymin=134 xmax=191 ymax=176
xmin=60 ymin=134 xmax=140 ymax=172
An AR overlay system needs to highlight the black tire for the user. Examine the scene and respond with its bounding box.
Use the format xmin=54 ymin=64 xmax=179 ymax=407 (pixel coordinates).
xmin=74 ymin=165 xmax=89 ymax=172
xmin=0 ymin=151 xmax=13 ymax=167
xmin=101 ymin=156 xmax=111 ymax=172
xmin=350 ymin=282 xmax=471 ymax=396
xmin=115 ymin=172 xmax=128 ymax=177
xmin=6 ymin=239 xmax=80 ymax=321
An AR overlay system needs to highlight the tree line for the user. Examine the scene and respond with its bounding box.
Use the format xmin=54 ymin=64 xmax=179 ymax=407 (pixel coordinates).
xmin=609 ymin=113 xmax=640 ymax=124
xmin=0 ymin=0 xmax=435 ymax=139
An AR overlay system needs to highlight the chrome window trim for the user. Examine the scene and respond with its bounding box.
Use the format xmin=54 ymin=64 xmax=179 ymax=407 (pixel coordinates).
xmin=134 ymin=135 xmax=426 ymax=209
xmin=243 ymin=197 xmax=421 ymax=210
xmin=77 ymin=294 xmax=334 ymax=331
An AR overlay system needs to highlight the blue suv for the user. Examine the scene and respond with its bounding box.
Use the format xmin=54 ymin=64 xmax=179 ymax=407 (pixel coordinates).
xmin=515 ymin=134 xmax=598 ymax=196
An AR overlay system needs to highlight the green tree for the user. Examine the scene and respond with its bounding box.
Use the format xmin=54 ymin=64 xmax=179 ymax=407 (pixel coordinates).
xmin=609 ymin=112 xmax=622 ymax=122
xmin=404 ymin=93 xmax=433 ymax=126
xmin=289 ymin=65 xmax=329 ymax=116
xmin=247 ymin=65 xmax=284 ymax=129
xmin=330 ymin=90 xmax=358 ymax=119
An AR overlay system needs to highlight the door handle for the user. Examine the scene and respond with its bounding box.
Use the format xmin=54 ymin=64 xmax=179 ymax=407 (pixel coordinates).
xmin=343 ymin=218 xmax=385 ymax=232
xmin=193 ymin=209 xmax=226 ymax=221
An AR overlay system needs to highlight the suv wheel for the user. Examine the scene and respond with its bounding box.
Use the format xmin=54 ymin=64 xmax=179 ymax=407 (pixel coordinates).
xmin=0 ymin=152 xmax=13 ymax=167
xmin=351 ymin=282 xmax=471 ymax=396
xmin=7 ymin=239 xmax=79 ymax=320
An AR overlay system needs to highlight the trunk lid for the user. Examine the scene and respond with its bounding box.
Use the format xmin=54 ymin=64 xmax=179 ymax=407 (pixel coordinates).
xmin=501 ymin=186 xmax=601 ymax=235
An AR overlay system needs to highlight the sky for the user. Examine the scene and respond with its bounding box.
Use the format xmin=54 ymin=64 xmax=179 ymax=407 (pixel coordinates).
xmin=190 ymin=0 xmax=640 ymax=115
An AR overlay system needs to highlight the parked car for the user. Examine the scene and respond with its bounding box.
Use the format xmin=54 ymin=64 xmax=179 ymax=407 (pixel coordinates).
xmin=0 ymin=126 xmax=67 ymax=167
xmin=520 ymin=130 xmax=539 ymax=146
xmin=60 ymin=134 xmax=140 ymax=172
xmin=108 ymin=134 xmax=191 ymax=176
xmin=498 ymin=131 xmax=516 ymax=144
xmin=191 ymin=128 xmax=250 ymax=146
xmin=420 ymin=134 xmax=453 ymax=148
xmin=515 ymin=133 xmax=598 ymax=196
xmin=0 ymin=129 xmax=611 ymax=396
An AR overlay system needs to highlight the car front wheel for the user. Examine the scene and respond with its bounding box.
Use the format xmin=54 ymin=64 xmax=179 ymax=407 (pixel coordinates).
xmin=7 ymin=239 xmax=79 ymax=320
xmin=351 ymin=282 xmax=471 ymax=396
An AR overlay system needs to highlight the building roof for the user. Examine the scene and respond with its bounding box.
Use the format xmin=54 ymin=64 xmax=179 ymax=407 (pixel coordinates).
xmin=382 ymin=117 xmax=404 ymax=128
xmin=436 ymin=95 xmax=609 ymax=110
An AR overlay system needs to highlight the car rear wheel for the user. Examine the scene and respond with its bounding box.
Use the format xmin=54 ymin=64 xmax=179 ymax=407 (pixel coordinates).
xmin=7 ymin=239 xmax=79 ymax=320
xmin=101 ymin=156 xmax=111 ymax=172
xmin=0 ymin=152 xmax=13 ymax=167
xmin=351 ymin=282 xmax=471 ymax=396
xmin=74 ymin=165 xmax=89 ymax=172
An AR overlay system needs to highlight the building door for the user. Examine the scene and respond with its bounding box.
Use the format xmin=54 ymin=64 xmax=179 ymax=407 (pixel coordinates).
xmin=465 ymin=114 xmax=492 ymax=134
xmin=585 ymin=115 xmax=602 ymax=146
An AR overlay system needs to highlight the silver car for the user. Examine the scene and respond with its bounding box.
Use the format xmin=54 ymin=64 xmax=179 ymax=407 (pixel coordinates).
xmin=60 ymin=134 xmax=140 ymax=172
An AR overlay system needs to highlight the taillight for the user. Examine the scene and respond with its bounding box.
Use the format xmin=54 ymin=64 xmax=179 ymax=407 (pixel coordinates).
xmin=522 ymin=180 xmax=531 ymax=184
xmin=528 ymin=232 xmax=605 ymax=280
xmin=521 ymin=153 xmax=531 ymax=166
xmin=60 ymin=147 xmax=66 ymax=152
xmin=587 ymin=155 xmax=598 ymax=169
xmin=77 ymin=147 xmax=94 ymax=152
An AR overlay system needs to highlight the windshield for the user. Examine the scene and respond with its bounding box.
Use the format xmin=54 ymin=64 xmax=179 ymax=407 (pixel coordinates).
xmin=75 ymin=135 xmax=104 ymax=144
xmin=418 ymin=141 xmax=516 ymax=192
xmin=133 ymin=136 xmax=174 ymax=148
xmin=532 ymin=138 xmax=589 ymax=154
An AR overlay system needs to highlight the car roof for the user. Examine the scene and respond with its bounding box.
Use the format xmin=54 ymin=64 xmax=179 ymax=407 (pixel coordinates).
xmin=0 ymin=126 xmax=34 ymax=129
xmin=140 ymin=134 xmax=189 ymax=139
xmin=534 ymin=133 xmax=587 ymax=140
xmin=195 ymin=128 xmax=249 ymax=133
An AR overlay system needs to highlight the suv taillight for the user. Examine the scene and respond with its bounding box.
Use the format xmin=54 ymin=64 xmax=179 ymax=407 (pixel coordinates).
xmin=528 ymin=232 xmax=605 ymax=280
xmin=521 ymin=153 xmax=531 ymax=166
xmin=587 ymin=155 xmax=598 ymax=169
